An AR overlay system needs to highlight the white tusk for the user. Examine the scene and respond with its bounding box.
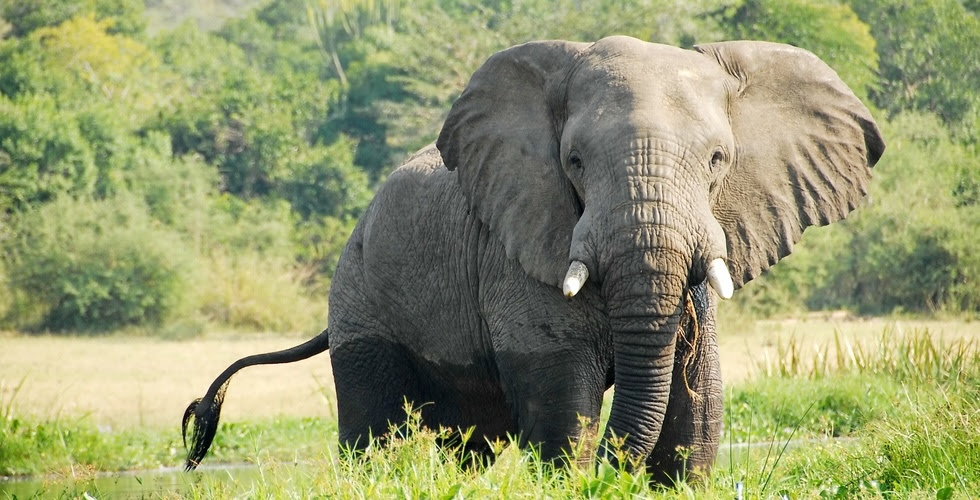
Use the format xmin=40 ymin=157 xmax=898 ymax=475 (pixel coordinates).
xmin=707 ymin=258 xmax=734 ymax=300
xmin=562 ymin=261 xmax=589 ymax=298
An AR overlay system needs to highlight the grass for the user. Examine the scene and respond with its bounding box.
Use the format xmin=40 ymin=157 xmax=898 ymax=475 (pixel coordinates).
xmin=788 ymin=388 xmax=978 ymax=498
xmin=715 ymin=316 xmax=980 ymax=382
xmin=0 ymin=331 xmax=334 ymax=428
xmin=0 ymin=374 xmax=334 ymax=477
xmin=2 ymin=326 xmax=977 ymax=498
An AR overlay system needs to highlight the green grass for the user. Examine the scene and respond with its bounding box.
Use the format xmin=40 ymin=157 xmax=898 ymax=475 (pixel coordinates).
xmin=0 ymin=413 xmax=334 ymax=477
xmin=3 ymin=328 xmax=977 ymax=498
xmin=1 ymin=376 xmax=174 ymax=477
xmin=726 ymin=374 xmax=911 ymax=441
xmin=787 ymin=387 xmax=978 ymax=498
xmin=0 ymin=375 xmax=334 ymax=477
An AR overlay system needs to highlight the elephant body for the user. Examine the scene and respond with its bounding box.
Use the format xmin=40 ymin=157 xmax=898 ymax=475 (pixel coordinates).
xmin=183 ymin=36 xmax=882 ymax=482
xmin=329 ymin=146 xmax=722 ymax=475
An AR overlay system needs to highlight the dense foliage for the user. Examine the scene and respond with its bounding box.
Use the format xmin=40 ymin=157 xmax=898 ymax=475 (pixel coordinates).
xmin=0 ymin=0 xmax=976 ymax=332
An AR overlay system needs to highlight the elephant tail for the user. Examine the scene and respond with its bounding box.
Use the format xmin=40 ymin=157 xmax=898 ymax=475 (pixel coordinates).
xmin=182 ymin=328 xmax=330 ymax=471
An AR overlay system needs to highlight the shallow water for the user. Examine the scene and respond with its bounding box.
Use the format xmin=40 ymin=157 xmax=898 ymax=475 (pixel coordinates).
xmin=0 ymin=463 xmax=269 ymax=498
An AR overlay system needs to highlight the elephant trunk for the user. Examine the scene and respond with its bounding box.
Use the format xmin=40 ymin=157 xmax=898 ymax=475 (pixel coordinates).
xmin=581 ymin=158 xmax=729 ymax=466
xmin=598 ymin=242 xmax=688 ymax=465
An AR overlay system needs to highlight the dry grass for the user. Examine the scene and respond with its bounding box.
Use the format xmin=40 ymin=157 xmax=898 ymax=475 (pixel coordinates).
xmin=0 ymin=331 xmax=336 ymax=429
xmin=1 ymin=317 xmax=976 ymax=429
xmin=716 ymin=316 xmax=980 ymax=382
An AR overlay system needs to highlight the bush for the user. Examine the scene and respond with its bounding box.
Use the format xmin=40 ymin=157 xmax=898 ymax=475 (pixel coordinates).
xmin=1 ymin=194 xmax=195 ymax=332
xmin=833 ymin=112 xmax=980 ymax=314
xmin=117 ymin=132 xmax=217 ymax=235
xmin=726 ymin=224 xmax=851 ymax=317
xmin=0 ymin=92 xmax=98 ymax=211
xmin=195 ymin=251 xmax=326 ymax=333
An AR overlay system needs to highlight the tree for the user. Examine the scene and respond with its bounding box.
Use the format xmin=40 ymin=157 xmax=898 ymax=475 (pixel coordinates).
xmin=0 ymin=93 xmax=98 ymax=211
xmin=307 ymin=0 xmax=400 ymax=86
xmin=709 ymin=0 xmax=878 ymax=98
xmin=317 ymin=0 xmax=735 ymax=177
xmin=0 ymin=14 xmax=172 ymax=211
xmin=845 ymin=0 xmax=980 ymax=135
xmin=151 ymin=16 xmax=369 ymax=218
xmin=0 ymin=0 xmax=146 ymax=38
xmin=28 ymin=15 xmax=168 ymax=110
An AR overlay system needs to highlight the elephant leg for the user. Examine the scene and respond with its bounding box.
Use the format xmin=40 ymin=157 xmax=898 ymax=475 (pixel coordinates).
xmin=331 ymin=334 xmax=422 ymax=453
xmin=414 ymin=371 xmax=516 ymax=468
xmin=517 ymin=382 xmax=604 ymax=464
xmin=646 ymin=283 xmax=723 ymax=485
xmin=494 ymin=349 xmax=606 ymax=464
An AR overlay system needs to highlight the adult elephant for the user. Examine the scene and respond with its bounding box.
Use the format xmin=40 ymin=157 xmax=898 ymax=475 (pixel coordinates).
xmin=183 ymin=36 xmax=883 ymax=481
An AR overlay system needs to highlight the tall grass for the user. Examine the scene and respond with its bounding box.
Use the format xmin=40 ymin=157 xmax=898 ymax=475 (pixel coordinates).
xmin=757 ymin=327 xmax=977 ymax=383
xmin=182 ymin=409 xmax=666 ymax=499
xmin=758 ymin=328 xmax=980 ymax=497
xmin=789 ymin=388 xmax=978 ymax=498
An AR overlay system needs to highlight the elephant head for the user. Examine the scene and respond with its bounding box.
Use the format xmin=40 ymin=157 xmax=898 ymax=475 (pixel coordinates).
xmin=436 ymin=36 xmax=883 ymax=462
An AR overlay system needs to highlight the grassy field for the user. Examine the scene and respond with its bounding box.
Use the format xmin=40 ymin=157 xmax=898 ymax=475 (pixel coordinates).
xmin=0 ymin=331 xmax=336 ymax=429
xmin=1 ymin=318 xmax=978 ymax=497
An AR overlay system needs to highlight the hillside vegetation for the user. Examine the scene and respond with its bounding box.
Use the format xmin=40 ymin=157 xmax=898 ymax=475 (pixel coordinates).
xmin=0 ymin=0 xmax=977 ymax=333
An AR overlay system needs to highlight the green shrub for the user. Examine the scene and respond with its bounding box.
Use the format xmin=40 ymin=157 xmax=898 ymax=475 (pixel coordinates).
xmin=726 ymin=224 xmax=851 ymax=317
xmin=1 ymin=194 xmax=195 ymax=332
xmin=204 ymin=196 xmax=296 ymax=258
xmin=195 ymin=251 xmax=326 ymax=333
xmin=836 ymin=112 xmax=980 ymax=314
xmin=117 ymin=132 xmax=217 ymax=236
xmin=0 ymin=92 xmax=98 ymax=211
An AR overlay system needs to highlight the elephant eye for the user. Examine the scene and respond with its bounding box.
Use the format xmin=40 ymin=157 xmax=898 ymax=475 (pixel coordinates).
xmin=710 ymin=150 xmax=725 ymax=170
xmin=568 ymin=151 xmax=583 ymax=170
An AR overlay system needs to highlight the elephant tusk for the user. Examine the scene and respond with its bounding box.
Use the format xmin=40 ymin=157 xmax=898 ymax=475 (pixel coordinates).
xmin=562 ymin=261 xmax=589 ymax=298
xmin=707 ymin=258 xmax=734 ymax=299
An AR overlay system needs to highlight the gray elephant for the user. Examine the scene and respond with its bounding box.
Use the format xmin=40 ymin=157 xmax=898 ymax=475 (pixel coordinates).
xmin=183 ymin=36 xmax=883 ymax=481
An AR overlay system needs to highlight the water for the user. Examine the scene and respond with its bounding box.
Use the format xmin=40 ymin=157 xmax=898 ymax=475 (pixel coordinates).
xmin=0 ymin=464 xmax=268 ymax=498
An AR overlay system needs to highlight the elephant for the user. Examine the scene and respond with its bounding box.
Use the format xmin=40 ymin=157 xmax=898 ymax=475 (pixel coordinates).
xmin=182 ymin=35 xmax=883 ymax=482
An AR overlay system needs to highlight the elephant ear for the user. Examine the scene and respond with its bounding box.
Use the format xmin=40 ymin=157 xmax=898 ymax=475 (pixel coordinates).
xmin=695 ymin=41 xmax=885 ymax=288
xmin=437 ymin=40 xmax=589 ymax=287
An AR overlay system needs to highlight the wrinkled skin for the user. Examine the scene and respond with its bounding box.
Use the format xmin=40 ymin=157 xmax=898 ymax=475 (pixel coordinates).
xmin=183 ymin=36 xmax=883 ymax=482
